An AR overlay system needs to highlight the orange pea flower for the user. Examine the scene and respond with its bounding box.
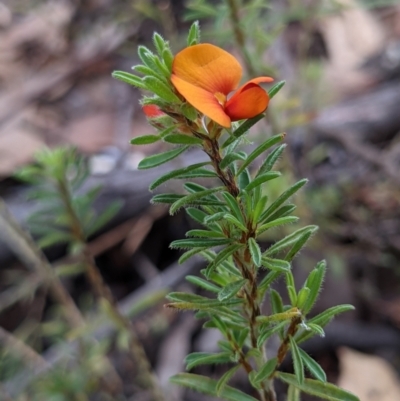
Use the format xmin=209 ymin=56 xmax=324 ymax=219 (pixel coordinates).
xmin=171 ymin=44 xmax=273 ymax=128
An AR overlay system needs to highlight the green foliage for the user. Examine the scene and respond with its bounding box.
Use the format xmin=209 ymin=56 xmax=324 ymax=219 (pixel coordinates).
xmin=138 ymin=146 xmax=189 ymax=169
xmin=268 ymin=81 xmax=286 ymax=99
xmin=16 ymin=147 xmax=121 ymax=248
xmin=276 ymin=372 xmax=359 ymax=401
xmin=289 ymin=335 xmax=304 ymax=384
xmin=187 ymin=20 xmax=201 ymax=45
xmin=170 ymin=373 xmax=259 ymax=401
xmin=298 ymin=348 xmax=327 ymax=382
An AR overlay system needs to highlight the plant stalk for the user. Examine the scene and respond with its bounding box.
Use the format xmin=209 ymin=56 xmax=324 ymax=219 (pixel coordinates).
xmin=203 ymin=139 xmax=277 ymax=401
xmin=57 ymin=178 xmax=164 ymax=401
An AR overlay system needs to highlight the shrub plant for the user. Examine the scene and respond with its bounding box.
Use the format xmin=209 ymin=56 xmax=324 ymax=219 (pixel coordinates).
xmin=112 ymin=22 xmax=359 ymax=401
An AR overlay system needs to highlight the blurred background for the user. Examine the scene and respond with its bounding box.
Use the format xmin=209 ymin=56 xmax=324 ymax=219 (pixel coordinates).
xmin=0 ymin=0 xmax=400 ymax=400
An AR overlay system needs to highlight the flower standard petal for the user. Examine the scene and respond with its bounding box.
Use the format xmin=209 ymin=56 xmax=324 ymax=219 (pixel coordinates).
xmin=172 ymin=43 xmax=242 ymax=95
xmin=225 ymin=83 xmax=270 ymax=121
xmin=171 ymin=74 xmax=231 ymax=128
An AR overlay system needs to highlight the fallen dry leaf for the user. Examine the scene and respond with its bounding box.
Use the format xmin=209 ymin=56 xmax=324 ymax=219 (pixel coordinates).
xmin=338 ymin=347 xmax=400 ymax=401
xmin=320 ymin=0 xmax=385 ymax=94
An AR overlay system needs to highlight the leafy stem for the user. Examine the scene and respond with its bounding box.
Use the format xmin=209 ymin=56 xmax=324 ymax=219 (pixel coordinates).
xmin=203 ymin=137 xmax=276 ymax=401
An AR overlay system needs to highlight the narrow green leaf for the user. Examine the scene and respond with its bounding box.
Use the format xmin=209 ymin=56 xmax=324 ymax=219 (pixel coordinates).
xmin=222 ymin=114 xmax=265 ymax=149
xmin=302 ymin=260 xmax=326 ymax=314
xmin=204 ymin=211 xmax=226 ymax=223
xmin=262 ymin=204 xmax=296 ymax=224
xmin=258 ymin=271 xmax=282 ymax=297
xmin=307 ymin=323 xmax=325 ymax=337
xmin=166 ymin=292 xmax=243 ymax=308
xmin=296 ymin=287 xmax=311 ymax=310
xmin=211 ymin=315 xmax=228 ymax=333
xmin=236 ymin=328 xmax=250 ymax=347
xmin=141 ymin=95 xmax=169 ymax=110
xmin=186 ymin=275 xmax=220 ymax=293
xmin=248 ymin=237 xmax=262 ymax=267
xmin=184 ymin=182 xmax=210 ymax=193
xmin=187 ymin=21 xmax=201 ymax=46
xmin=268 ymin=80 xmax=285 ymax=99
xmin=153 ymin=55 xmax=170 ymax=77
xmin=287 ymin=285 xmax=298 ymax=306
xmin=201 ymin=251 xmax=242 ymax=279
xmin=276 ymin=372 xmax=359 ymax=401
xmin=170 ymin=186 xmax=224 ymax=215
xmin=170 ymin=373 xmax=259 ymax=401
xmin=177 ymin=168 xmax=217 ymax=179
xmin=270 ymin=289 xmax=284 ymax=314
xmin=185 ymin=352 xmax=232 ymax=370
xmin=167 ymin=300 xmax=242 ymax=311
xmin=285 ymin=227 xmax=318 ymax=262
xmin=180 ymin=103 xmax=198 ymax=120
xmin=298 ymin=348 xmax=327 ymax=382
xmin=264 ymin=226 xmax=318 ymax=257
xmin=289 ymin=336 xmax=304 ymax=384
xmin=220 ymin=152 xmax=247 ymax=169
xmin=149 ymin=162 xmax=210 ymax=190
xmin=295 ymin=305 xmax=355 ymax=344
xmin=205 ymin=243 xmax=243 ymax=278
xmin=260 ymin=179 xmax=308 ymax=223
xmin=138 ymin=46 xmax=158 ymax=70
xmin=166 ymin=292 xmax=210 ymax=303
xmin=133 ymin=64 xmax=169 ymax=83
xmin=130 ymin=135 xmax=160 ymax=145
xmin=138 ymin=146 xmax=188 ymax=169
xmin=38 ymin=231 xmax=72 ymax=248
xmin=179 ymin=247 xmax=207 ymax=264
xmin=158 ymin=126 xmax=176 ymax=138
xmin=222 ymin=192 xmax=244 ymax=223
xmin=243 ymin=171 xmax=281 ymax=193
xmin=257 ymin=321 xmax=287 ymax=348
xmin=143 ymin=75 xmax=181 ymax=102
xmin=186 ymin=229 xmax=225 ymax=238
xmin=261 ymin=257 xmax=291 ymax=272
xmin=186 ymin=207 xmax=207 ymax=224
xmin=216 ymin=365 xmax=241 ymax=396
xmin=257 ymin=216 xmax=299 ymax=235
xmin=218 ymin=279 xmax=248 ymax=301
xmin=112 ymin=71 xmax=146 ymax=89
xmin=238 ymin=169 xmax=251 ymax=190
xmin=252 ymin=195 xmax=268 ymax=224
xmin=162 ymin=47 xmax=174 ymax=70
xmin=164 ymin=134 xmax=203 ymax=145
xmin=254 ymin=357 xmax=277 ymax=383
xmin=224 ymin=214 xmax=248 ymax=232
xmin=152 ymin=32 xmax=166 ymax=56
xmin=170 ymin=237 xmax=232 ymax=249
xmin=309 ymin=304 xmax=355 ymax=327
xmin=237 ymin=134 xmax=285 ymax=175
xmin=287 ymin=384 xmax=301 ymax=401
xmin=257 ymin=144 xmax=287 ymax=176
xmin=151 ymin=193 xmax=184 ymax=204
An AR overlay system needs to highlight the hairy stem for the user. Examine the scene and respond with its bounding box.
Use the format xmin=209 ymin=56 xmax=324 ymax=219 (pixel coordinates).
xmin=204 ymin=139 xmax=276 ymax=401
xmin=277 ymin=316 xmax=302 ymax=365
